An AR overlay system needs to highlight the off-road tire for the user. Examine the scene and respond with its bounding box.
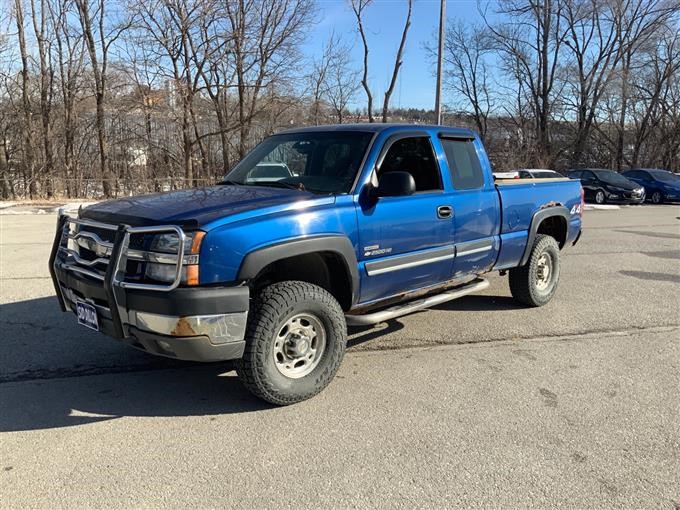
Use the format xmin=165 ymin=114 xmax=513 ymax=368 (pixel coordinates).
xmin=236 ymin=281 xmax=347 ymax=405
xmin=509 ymin=234 xmax=561 ymax=307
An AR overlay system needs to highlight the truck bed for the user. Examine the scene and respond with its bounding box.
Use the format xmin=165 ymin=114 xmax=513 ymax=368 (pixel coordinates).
xmin=493 ymin=177 xmax=583 ymax=270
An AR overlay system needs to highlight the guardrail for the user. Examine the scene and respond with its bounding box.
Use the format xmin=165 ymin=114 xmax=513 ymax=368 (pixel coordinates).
xmin=4 ymin=178 xmax=218 ymax=200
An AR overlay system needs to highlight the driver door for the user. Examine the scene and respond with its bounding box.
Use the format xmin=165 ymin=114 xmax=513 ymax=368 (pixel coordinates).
xmin=355 ymin=134 xmax=454 ymax=304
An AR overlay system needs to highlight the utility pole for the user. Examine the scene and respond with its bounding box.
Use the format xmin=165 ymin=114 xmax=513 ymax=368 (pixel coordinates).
xmin=434 ymin=0 xmax=446 ymax=125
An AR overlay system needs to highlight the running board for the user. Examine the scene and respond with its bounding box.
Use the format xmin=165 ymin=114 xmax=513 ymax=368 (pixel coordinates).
xmin=345 ymin=278 xmax=490 ymax=326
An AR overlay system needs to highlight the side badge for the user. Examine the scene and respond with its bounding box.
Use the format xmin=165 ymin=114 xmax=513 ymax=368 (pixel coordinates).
xmin=363 ymin=245 xmax=392 ymax=257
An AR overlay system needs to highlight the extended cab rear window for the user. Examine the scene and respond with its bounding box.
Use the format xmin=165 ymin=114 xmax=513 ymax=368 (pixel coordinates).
xmin=441 ymin=139 xmax=484 ymax=190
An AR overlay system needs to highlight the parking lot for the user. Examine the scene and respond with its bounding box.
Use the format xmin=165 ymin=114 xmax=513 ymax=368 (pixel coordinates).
xmin=1 ymin=204 xmax=678 ymax=507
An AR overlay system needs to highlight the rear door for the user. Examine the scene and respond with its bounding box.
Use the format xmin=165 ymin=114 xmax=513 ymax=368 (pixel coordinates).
xmin=579 ymin=170 xmax=599 ymax=201
xmin=355 ymin=134 xmax=453 ymax=304
xmin=437 ymin=136 xmax=500 ymax=278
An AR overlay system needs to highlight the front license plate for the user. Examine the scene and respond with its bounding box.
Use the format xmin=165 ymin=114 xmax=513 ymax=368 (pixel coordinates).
xmin=76 ymin=300 xmax=99 ymax=332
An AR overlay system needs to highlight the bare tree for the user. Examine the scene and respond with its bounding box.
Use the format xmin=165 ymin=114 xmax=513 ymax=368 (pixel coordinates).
xmin=561 ymin=0 xmax=679 ymax=167
xmin=14 ymin=0 xmax=38 ymax=197
xmin=0 ymin=23 xmax=14 ymax=198
xmin=131 ymin=0 xmax=212 ymax=184
xmin=350 ymin=0 xmax=373 ymax=122
xmin=381 ymin=0 xmax=412 ymax=122
xmin=3 ymin=0 xmax=680 ymax=200
xmin=194 ymin=11 xmax=237 ymax=174
xmin=305 ymin=32 xmax=360 ymax=125
xmin=629 ymin=27 xmax=680 ymax=167
xmin=307 ymin=33 xmax=337 ymax=125
xmin=350 ymin=0 xmax=413 ymax=123
xmin=75 ymin=0 xmax=128 ymax=197
xmin=52 ymin=0 xmax=87 ymax=197
xmin=27 ymin=0 xmax=56 ymax=196
xmin=226 ymin=0 xmax=313 ymax=157
xmin=324 ymin=39 xmax=361 ymax=123
xmin=428 ymin=21 xmax=494 ymax=140
xmin=614 ymin=0 xmax=679 ymax=169
xmin=485 ymin=0 xmax=565 ymax=163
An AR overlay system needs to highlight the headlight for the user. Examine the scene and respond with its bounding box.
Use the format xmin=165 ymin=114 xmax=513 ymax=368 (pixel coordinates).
xmin=145 ymin=231 xmax=205 ymax=285
xmin=146 ymin=263 xmax=188 ymax=283
xmin=150 ymin=232 xmax=196 ymax=254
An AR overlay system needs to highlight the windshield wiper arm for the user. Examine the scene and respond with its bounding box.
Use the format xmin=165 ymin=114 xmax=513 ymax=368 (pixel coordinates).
xmin=217 ymin=179 xmax=243 ymax=186
xmin=251 ymin=181 xmax=306 ymax=191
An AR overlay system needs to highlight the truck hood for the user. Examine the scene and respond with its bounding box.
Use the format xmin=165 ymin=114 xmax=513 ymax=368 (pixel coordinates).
xmin=79 ymin=185 xmax=323 ymax=229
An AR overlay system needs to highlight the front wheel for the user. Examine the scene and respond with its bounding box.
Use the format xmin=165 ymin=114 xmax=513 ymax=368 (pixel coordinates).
xmin=509 ymin=234 xmax=561 ymax=307
xmin=236 ymin=281 xmax=347 ymax=405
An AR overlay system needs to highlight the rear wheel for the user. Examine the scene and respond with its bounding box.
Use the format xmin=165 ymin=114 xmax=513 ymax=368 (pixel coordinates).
xmin=236 ymin=281 xmax=347 ymax=405
xmin=509 ymin=234 xmax=561 ymax=307
xmin=595 ymin=190 xmax=606 ymax=204
xmin=650 ymin=191 xmax=662 ymax=204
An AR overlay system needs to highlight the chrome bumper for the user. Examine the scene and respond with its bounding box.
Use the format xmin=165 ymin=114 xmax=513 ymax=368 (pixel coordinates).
xmin=132 ymin=311 xmax=247 ymax=345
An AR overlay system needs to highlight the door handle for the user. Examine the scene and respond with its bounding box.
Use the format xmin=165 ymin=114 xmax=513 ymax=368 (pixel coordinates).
xmin=437 ymin=205 xmax=453 ymax=219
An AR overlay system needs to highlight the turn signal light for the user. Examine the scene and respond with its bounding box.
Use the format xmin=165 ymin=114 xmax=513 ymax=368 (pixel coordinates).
xmin=186 ymin=231 xmax=205 ymax=286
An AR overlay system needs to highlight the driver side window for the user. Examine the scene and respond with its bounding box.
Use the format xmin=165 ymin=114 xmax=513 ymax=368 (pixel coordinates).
xmin=377 ymin=137 xmax=442 ymax=192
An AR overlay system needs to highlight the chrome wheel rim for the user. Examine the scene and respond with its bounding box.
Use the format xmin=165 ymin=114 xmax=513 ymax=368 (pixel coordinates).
xmin=535 ymin=253 xmax=553 ymax=291
xmin=595 ymin=191 xmax=604 ymax=204
xmin=273 ymin=313 xmax=326 ymax=379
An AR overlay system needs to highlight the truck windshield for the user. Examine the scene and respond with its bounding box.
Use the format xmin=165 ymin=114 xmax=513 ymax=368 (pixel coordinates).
xmin=223 ymin=131 xmax=374 ymax=194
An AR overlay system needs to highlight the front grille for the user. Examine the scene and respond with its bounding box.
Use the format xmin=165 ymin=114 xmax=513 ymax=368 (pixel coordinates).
xmin=71 ymin=226 xmax=148 ymax=278
xmin=54 ymin=216 xmax=187 ymax=292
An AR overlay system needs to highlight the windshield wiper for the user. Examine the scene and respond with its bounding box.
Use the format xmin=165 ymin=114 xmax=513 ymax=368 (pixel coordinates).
xmin=217 ymin=179 xmax=243 ymax=186
xmin=250 ymin=181 xmax=306 ymax=191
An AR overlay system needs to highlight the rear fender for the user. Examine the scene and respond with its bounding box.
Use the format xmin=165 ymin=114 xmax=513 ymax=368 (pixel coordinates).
xmin=519 ymin=206 xmax=570 ymax=266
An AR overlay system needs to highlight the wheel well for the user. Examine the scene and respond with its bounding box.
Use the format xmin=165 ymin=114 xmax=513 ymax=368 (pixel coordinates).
xmin=250 ymin=252 xmax=353 ymax=311
xmin=536 ymin=215 xmax=567 ymax=249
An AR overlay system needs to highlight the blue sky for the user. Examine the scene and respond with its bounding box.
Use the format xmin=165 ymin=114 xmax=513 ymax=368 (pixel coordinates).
xmin=303 ymin=0 xmax=487 ymax=110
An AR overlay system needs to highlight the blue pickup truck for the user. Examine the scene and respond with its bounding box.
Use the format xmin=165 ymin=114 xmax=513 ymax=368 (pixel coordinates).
xmin=50 ymin=124 xmax=583 ymax=404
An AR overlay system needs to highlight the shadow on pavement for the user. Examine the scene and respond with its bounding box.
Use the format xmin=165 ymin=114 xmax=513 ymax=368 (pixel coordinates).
xmin=0 ymin=291 xmax=523 ymax=433
xmin=347 ymin=319 xmax=405 ymax=348
xmin=0 ymin=365 xmax=272 ymax=433
xmin=619 ymin=270 xmax=680 ymax=284
xmin=0 ymin=296 xmax=198 ymax=383
xmin=433 ymin=294 xmax=524 ymax=312
xmin=0 ymin=296 xmax=272 ymax=432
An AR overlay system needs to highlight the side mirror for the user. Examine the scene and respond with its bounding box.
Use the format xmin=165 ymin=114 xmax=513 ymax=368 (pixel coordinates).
xmin=376 ymin=171 xmax=416 ymax=197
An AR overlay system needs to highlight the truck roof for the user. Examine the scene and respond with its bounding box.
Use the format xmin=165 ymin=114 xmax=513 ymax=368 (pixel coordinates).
xmin=278 ymin=123 xmax=477 ymax=138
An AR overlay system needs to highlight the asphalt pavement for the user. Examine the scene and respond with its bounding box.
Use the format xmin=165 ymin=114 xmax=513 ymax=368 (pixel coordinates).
xmin=0 ymin=204 xmax=679 ymax=508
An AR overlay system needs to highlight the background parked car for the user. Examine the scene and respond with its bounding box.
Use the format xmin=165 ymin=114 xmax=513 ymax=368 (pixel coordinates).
xmin=519 ymin=169 xmax=563 ymax=179
xmin=621 ymin=169 xmax=680 ymax=204
xmin=567 ymin=169 xmax=645 ymax=205
xmin=493 ymin=169 xmax=563 ymax=180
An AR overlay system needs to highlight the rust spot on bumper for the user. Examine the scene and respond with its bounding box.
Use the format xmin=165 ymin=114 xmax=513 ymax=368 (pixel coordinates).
xmin=170 ymin=317 xmax=197 ymax=336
